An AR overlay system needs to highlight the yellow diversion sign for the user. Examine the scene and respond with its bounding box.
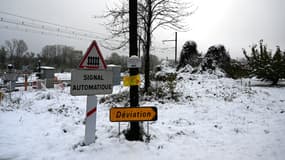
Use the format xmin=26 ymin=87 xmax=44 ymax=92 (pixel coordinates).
xmin=110 ymin=107 xmax=157 ymax=122
xmin=123 ymin=74 xmax=141 ymax=86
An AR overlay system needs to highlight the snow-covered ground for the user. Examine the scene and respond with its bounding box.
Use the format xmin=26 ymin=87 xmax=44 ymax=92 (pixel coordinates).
xmin=0 ymin=72 xmax=285 ymax=160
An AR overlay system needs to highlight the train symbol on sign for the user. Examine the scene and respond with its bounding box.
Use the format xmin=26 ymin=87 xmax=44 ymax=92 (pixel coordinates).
xmin=79 ymin=40 xmax=107 ymax=69
xmin=87 ymin=56 xmax=100 ymax=66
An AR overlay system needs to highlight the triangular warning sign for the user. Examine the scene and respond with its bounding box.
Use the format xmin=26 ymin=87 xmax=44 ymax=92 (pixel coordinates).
xmin=79 ymin=40 xmax=107 ymax=69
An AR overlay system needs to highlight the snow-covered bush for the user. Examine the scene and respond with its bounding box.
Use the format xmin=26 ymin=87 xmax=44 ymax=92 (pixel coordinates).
xmin=148 ymin=78 xmax=180 ymax=102
xmin=243 ymin=40 xmax=285 ymax=85
xmin=223 ymin=59 xmax=251 ymax=79
xmin=177 ymin=41 xmax=202 ymax=71
xmin=99 ymin=90 xmax=129 ymax=106
xmin=150 ymin=60 xmax=181 ymax=101
xmin=177 ymin=64 xmax=193 ymax=73
xmin=154 ymin=60 xmax=177 ymax=81
xmin=201 ymin=44 xmax=231 ymax=72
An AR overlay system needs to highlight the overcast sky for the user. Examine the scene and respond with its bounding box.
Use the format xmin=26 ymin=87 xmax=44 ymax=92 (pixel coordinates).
xmin=0 ymin=0 xmax=285 ymax=59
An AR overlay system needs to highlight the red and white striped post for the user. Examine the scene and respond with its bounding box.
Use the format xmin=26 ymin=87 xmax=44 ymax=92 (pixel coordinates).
xmin=84 ymin=95 xmax=97 ymax=145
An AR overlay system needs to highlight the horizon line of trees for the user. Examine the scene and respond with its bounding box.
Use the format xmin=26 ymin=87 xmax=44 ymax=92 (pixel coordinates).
xmin=0 ymin=39 xmax=82 ymax=72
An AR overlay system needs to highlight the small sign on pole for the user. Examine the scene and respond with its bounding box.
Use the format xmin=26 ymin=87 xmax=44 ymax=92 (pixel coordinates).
xmin=127 ymin=55 xmax=141 ymax=68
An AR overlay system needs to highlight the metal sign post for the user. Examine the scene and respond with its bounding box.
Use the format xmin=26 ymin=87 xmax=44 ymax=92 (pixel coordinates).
xmin=84 ymin=95 xmax=97 ymax=145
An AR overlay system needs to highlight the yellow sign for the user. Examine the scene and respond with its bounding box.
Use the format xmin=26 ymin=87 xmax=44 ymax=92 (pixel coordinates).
xmin=110 ymin=107 xmax=157 ymax=122
xmin=123 ymin=74 xmax=141 ymax=86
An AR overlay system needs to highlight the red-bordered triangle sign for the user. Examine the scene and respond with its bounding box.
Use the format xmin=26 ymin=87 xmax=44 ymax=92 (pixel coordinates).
xmin=79 ymin=40 xmax=107 ymax=69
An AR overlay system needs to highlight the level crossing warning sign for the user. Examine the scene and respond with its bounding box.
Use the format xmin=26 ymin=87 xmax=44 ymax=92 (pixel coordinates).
xmin=79 ymin=40 xmax=107 ymax=69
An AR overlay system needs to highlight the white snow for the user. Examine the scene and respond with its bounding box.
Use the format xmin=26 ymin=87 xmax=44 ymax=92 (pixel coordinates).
xmin=27 ymin=73 xmax=39 ymax=82
xmin=54 ymin=72 xmax=71 ymax=81
xmin=40 ymin=66 xmax=56 ymax=70
xmin=1 ymin=72 xmax=285 ymax=160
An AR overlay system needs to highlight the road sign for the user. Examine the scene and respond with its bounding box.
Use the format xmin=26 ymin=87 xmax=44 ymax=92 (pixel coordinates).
xmin=110 ymin=107 xmax=157 ymax=122
xmin=123 ymin=74 xmax=141 ymax=86
xmin=70 ymin=69 xmax=113 ymax=95
xmin=79 ymin=40 xmax=107 ymax=69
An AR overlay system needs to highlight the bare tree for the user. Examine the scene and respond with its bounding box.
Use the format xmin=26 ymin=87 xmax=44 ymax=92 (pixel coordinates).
xmin=0 ymin=47 xmax=7 ymax=69
xmin=15 ymin=40 xmax=28 ymax=57
xmin=106 ymin=52 xmax=129 ymax=71
xmin=41 ymin=44 xmax=78 ymax=70
xmin=4 ymin=39 xmax=28 ymax=69
xmin=5 ymin=39 xmax=17 ymax=63
xmin=100 ymin=0 xmax=195 ymax=93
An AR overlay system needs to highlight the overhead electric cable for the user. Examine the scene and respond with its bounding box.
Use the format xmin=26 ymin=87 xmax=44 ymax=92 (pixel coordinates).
xmin=0 ymin=16 xmax=100 ymax=39
xmin=0 ymin=11 xmax=126 ymax=50
xmin=0 ymin=24 xmax=92 ymax=41
xmin=0 ymin=11 xmax=106 ymax=37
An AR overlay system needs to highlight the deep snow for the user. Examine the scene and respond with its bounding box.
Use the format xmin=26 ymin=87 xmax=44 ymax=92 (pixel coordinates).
xmin=0 ymin=72 xmax=285 ymax=160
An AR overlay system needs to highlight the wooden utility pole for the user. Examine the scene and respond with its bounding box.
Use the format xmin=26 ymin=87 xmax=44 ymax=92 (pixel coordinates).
xmin=126 ymin=0 xmax=143 ymax=141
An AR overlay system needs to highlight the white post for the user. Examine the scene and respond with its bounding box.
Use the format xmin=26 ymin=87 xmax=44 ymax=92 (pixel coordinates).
xmin=84 ymin=95 xmax=97 ymax=145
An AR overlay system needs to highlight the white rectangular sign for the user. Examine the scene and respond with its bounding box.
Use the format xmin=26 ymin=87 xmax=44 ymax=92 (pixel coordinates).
xmin=127 ymin=56 xmax=141 ymax=68
xmin=71 ymin=69 xmax=113 ymax=96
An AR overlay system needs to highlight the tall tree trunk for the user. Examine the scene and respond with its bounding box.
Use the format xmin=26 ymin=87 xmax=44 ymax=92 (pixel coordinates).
xmin=144 ymin=0 xmax=152 ymax=94
xmin=144 ymin=36 xmax=151 ymax=93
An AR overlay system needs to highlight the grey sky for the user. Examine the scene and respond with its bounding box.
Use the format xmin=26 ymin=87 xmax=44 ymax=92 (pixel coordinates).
xmin=0 ymin=0 xmax=284 ymax=59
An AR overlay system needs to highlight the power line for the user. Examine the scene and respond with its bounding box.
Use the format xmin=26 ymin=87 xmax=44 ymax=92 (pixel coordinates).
xmin=0 ymin=24 xmax=92 ymax=41
xmin=0 ymin=22 xmax=123 ymax=49
xmin=0 ymin=11 xmax=127 ymax=51
xmin=0 ymin=23 xmax=124 ymax=52
xmin=0 ymin=11 xmax=107 ymax=38
xmin=0 ymin=16 xmax=104 ymax=40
